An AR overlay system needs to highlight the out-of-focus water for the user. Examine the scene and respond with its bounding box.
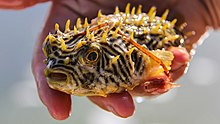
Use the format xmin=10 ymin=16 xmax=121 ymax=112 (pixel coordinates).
xmin=1 ymin=2 xmax=220 ymax=124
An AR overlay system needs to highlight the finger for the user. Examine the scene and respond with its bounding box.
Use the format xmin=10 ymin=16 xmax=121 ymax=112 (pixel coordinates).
xmin=0 ymin=0 xmax=49 ymax=9
xmin=88 ymin=91 xmax=134 ymax=118
xmin=168 ymin=47 xmax=190 ymax=81
xmin=31 ymin=1 xmax=73 ymax=119
xmin=32 ymin=42 xmax=71 ymax=120
xmin=171 ymin=64 xmax=188 ymax=81
xmin=169 ymin=47 xmax=190 ymax=71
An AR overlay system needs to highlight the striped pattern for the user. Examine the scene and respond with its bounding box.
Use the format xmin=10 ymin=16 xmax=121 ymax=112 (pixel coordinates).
xmin=43 ymin=5 xmax=184 ymax=96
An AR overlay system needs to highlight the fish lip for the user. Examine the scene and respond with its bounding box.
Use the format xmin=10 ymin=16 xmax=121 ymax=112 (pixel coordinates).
xmin=44 ymin=68 xmax=69 ymax=85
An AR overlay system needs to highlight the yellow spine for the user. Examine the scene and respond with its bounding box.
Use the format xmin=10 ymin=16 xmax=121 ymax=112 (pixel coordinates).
xmin=111 ymin=55 xmax=120 ymax=64
xmin=161 ymin=9 xmax=169 ymax=21
xmin=55 ymin=23 xmax=60 ymax=31
xmin=148 ymin=7 xmax=156 ymax=17
xmin=125 ymin=3 xmax=131 ymax=14
xmin=76 ymin=18 xmax=82 ymax=28
xmin=83 ymin=18 xmax=89 ymax=28
xmin=136 ymin=5 xmax=142 ymax=14
xmin=98 ymin=10 xmax=102 ymax=18
xmin=170 ymin=19 xmax=177 ymax=27
xmin=65 ymin=19 xmax=70 ymax=32
xmin=149 ymin=11 xmax=156 ymax=22
xmin=74 ymin=26 xmax=78 ymax=34
xmin=131 ymin=7 xmax=135 ymax=15
xmin=114 ymin=6 xmax=120 ymax=14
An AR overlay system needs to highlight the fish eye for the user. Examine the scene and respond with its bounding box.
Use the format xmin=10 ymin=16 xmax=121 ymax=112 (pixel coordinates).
xmin=85 ymin=50 xmax=99 ymax=62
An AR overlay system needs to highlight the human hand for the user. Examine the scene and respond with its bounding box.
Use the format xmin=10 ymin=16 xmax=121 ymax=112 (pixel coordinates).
xmin=2 ymin=0 xmax=219 ymax=120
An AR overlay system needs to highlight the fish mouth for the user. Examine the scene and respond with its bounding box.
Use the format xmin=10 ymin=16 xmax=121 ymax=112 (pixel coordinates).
xmin=48 ymin=72 xmax=68 ymax=83
xmin=44 ymin=68 xmax=69 ymax=87
xmin=44 ymin=68 xmax=68 ymax=82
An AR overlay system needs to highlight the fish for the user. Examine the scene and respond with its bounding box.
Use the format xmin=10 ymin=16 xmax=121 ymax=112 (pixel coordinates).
xmin=42 ymin=4 xmax=186 ymax=97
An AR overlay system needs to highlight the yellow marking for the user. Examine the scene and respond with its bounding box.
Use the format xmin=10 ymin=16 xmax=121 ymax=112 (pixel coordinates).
xmin=60 ymin=42 xmax=67 ymax=51
xmin=162 ymin=23 xmax=169 ymax=30
xmin=174 ymin=35 xmax=180 ymax=39
xmin=163 ymin=35 xmax=179 ymax=43
xmin=75 ymin=41 xmax=87 ymax=49
xmin=170 ymin=19 xmax=177 ymax=27
xmin=83 ymin=18 xmax=89 ymax=28
xmin=48 ymin=35 xmax=56 ymax=44
xmin=42 ymin=36 xmax=50 ymax=57
xmin=86 ymin=28 xmax=90 ymax=37
xmin=101 ymin=29 xmax=108 ymax=42
xmin=64 ymin=57 xmax=70 ymax=65
xmin=65 ymin=19 xmax=70 ymax=32
xmin=157 ymin=40 xmax=163 ymax=48
xmin=44 ymin=35 xmax=49 ymax=41
xmin=98 ymin=10 xmax=102 ymax=18
xmin=55 ymin=23 xmax=60 ymax=31
xmin=136 ymin=5 xmax=142 ymax=14
xmin=74 ymin=26 xmax=78 ymax=34
xmin=112 ymin=27 xmax=119 ymax=38
xmin=44 ymin=69 xmax=49 ymax=77
xmin=76 ymin=18 xmax=82 ymax=28
xmin=137 ymin=16 xmax=144 ymax=26
xmin=98 ymin=21 xmax=102 ymax=25
xmin=125 ymin=3 xmax=130 ymax=14
xmin=143 ymin=29 xmax=148 ymax=34
xmin=130 ymin=32 xmax=134 ymax=40
xmin=127 ymin=47 xmax=135 ymax=56
xmin=151 ymin=24 xmax=161 ymax=34
xmin=116 ymin=20 xmax=122 ymax=27
xmin=163 ymin=37 xmax=168 ymax=43
xmin=111 ymin=55 xmax=120 ymax=64
xmin=89 ymin=33 xmax=95 ymax=41
xmin=148 ymin=6 xmax=156 ymax=17
xmin=161 ymin=9 xmax=169 ymax=21
xmin=60 ymin=38 xmax=67 ymax=51
xmin=114 ymin=6 xmax=120 ymax=14
xmin=131 ymin=7 xmax=135 ymax=15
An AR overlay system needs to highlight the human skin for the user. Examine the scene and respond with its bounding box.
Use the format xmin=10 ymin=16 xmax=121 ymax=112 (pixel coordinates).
xmin=1 ymin=0 xmax=220 ymax=120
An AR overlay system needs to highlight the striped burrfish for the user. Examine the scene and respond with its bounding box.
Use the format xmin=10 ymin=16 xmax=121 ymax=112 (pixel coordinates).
xmin=42 ymin=4 xmax=186 ymax=97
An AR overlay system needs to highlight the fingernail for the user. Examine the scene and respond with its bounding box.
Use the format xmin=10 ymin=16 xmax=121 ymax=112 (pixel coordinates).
xmin=48 ymin=108 xmax=69 ymax=120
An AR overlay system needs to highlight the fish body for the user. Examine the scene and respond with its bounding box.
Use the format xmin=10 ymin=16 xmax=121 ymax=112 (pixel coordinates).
xmin=43 ymin=5 xmax=184 ymax=96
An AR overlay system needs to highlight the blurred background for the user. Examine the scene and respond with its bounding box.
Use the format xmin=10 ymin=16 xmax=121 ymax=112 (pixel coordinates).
xmin=1 ymin=2 xmax=220 ymax=124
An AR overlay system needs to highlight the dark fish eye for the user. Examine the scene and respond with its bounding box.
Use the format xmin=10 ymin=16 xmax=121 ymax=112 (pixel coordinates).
xmin=85 ymin=50 xmax=99 ymax=62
